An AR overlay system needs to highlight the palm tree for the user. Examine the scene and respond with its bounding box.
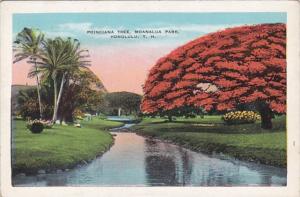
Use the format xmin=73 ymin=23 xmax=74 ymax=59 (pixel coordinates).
xmin=30 ymin=37 xmax=90 ymax=123
xmin=14 ymin=28 xmax=45 ymax=119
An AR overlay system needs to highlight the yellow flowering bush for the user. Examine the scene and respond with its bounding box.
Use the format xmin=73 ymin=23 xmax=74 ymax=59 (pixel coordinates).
xmin=222 ymin=111 xmax=261 ymax=125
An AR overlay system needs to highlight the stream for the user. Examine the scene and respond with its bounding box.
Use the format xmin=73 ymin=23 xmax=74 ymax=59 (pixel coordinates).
xmin=13 ymin=123 xmax=287 ymax=186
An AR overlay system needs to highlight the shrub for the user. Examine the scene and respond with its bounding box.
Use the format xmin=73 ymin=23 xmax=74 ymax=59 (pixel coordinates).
xmin=222 ymin=111 xmax=261 ymax=125
xmin=26 ymin=120 xmax=52 ymax=133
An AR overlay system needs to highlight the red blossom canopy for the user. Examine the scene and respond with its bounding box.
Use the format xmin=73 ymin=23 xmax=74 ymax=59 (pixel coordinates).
xmin=141 ymin=23 xmax=286 ymax=116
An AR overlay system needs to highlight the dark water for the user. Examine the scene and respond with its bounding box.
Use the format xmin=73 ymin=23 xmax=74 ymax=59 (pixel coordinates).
xmin=13 ymin=132 xmax=287 ymax=186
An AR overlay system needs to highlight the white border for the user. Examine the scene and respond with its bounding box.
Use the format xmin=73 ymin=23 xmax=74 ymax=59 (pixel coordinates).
xmin=1 ymin=1 xmax=299 ymax=197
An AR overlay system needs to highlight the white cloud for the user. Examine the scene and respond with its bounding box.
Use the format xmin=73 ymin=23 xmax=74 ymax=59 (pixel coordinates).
xmin=43 ymin=22 xmax=93 ymax=38
xmin=57 ymin=22 xmax=93 ymax=32
xmin=43 ymin=31 xmax=77 ymax=38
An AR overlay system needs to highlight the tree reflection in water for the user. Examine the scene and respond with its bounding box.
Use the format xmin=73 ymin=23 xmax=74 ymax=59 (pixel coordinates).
xmin=144 ymin=139 xmax=179 ymax=186
xmin=178 ymin=147 xmax=193 ymax=185
xmin=144 ymin=139 xmax=195 ymax=186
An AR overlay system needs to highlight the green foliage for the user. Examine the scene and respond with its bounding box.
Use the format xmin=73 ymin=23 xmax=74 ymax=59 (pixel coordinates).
xmin=58 ymin=67 xmax=106 ymax=122
xmin=13 ymin=27 xmax=45 ymax=62
xmin=158 ymin=106 xmax=205 ymax=121
xmin=222 ymin=111 xmax=261 ymax=125
xmin=16 ymin=86 xmax=53 ymax=120
xmin=19 ymin=97 xmax=40 ymax=120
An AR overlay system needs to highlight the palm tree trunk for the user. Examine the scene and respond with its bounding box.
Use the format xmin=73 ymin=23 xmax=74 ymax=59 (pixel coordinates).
xmin=52 ymin=76 xmax=58 ymax=123
xmin=52 ymin=73 xmax=66 ymax=123
xmin=34 ymin=63 xmax=43 ymax=119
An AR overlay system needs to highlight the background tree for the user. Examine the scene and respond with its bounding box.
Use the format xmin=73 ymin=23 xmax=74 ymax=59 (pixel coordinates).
xmin=104 ymin=92 xmax=142 ymax=116
xmin=141 ymin=23 xmax=286 ymax=129
xmin=58 ymin=67 xmax=106 ymax=122
xmin=13 ymin=27 xmax=45 ymax=119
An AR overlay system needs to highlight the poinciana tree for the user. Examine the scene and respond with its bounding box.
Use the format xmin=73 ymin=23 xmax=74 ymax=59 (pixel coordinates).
xmin=141 ymin=23 xmax=286 ymax=129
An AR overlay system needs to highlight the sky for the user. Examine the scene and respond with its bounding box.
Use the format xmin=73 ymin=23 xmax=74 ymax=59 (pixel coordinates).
xmin=13 ymin=12 xmax=286 ymax=94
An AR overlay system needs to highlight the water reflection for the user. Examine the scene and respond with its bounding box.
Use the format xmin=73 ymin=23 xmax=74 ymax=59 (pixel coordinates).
xmin=13 ymin=132 xmax=287 ymax=186
xmin=144 ymin=139 xmax=178 ymax=186
xmin=197 ymin=163 xmax=240 ymax=186
xmin=178 ymin=147 xmax=193 ymax=185
xmin=144 ymin=139 xmax=196 ymax=186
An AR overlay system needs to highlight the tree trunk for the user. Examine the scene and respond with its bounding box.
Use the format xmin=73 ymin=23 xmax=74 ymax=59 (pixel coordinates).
xmin=52 ymin=76 xmax=58 ymax=123
xmin=168 ymin=115 xmax=172 ymax=122
xmin=52 ymin=73 xmax=66 ymax=123
xmin=118 ymin=108 xmax=122 ymax=117
xmin=257 ymin=102 xmax=273 ymax=129
xmin=34 ymin=63 xmax=43 ymax=119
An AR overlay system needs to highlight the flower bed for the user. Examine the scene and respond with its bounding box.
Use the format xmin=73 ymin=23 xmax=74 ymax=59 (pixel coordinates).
xmin=26 ymin=120 xmax=52 ymax=133
xmin=222 ymin=111 xmax=261 ymax=125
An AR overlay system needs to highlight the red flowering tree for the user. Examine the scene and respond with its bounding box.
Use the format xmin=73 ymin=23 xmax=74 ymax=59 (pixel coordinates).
xmin=141 ymin=23 xmax=286 ymax=129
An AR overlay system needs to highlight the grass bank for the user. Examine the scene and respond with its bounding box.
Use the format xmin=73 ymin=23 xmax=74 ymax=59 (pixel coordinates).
xmin=12 ymin=118 xmax=123 ymax=175
xmin=132 ymin=115 xmax=286 ymax=167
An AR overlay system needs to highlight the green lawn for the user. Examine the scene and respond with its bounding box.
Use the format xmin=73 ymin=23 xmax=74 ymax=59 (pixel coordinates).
xmin=12 ymin=118 xmax=123 ymax=175
xmin=132 ymin=115 xmax=287 ymax=167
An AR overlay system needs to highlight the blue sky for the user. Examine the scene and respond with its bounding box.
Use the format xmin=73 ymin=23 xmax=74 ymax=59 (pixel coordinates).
xmin=13 ymin=12 xmax=286 ymax=47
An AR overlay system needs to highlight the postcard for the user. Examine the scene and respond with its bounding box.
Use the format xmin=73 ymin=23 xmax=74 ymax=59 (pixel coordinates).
xmin=0 ymin=1 xmax=299 ymax=197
